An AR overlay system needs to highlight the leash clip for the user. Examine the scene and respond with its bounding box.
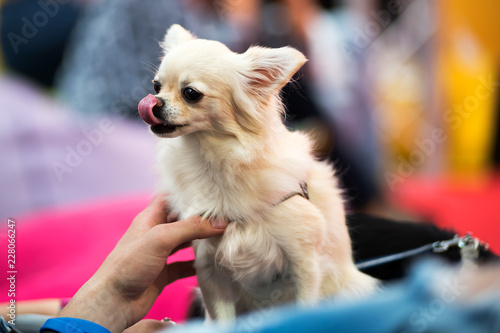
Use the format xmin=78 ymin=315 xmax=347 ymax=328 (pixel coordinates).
xmin=432 ymin=235 xmax=461 ymax=253
xmin=458 ymin=233 xmax=481 ymax=249
xmin=458 ymin=233 xmax=489 ymax=261
xmin=433 ymin=233 xmax=489 ymax=262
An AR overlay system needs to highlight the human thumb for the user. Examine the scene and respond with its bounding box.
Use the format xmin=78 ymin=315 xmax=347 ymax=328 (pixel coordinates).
xmin=152 ymin=215 xmax=226 ymax=253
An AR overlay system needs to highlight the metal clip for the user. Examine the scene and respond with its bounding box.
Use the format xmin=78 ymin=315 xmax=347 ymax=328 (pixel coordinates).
xmin=432 ymin=235 xmax=461 ymax=253
xmin=433 ymin=233 xmax=489 ymax=264
xmin=459 ymin=232 xmax=483 ymax=261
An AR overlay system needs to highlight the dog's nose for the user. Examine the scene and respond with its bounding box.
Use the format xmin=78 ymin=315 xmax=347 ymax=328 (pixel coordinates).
xmin=152 ymin=96 xmax=165 ymax=120
xmin=155 ymin=96 xmax=164 ymax=108
xmin=138 ymin=94 xmax=164 ymax=125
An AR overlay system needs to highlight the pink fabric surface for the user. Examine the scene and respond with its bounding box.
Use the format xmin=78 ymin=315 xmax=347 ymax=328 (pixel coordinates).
xmin=0 ymin=194 xmax=197 ymax=322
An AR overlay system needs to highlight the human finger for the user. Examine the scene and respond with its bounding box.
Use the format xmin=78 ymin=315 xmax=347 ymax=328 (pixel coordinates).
xmin=166 ymin=260 xmax=197 ymax=285
xmin=166 ymin=212 xmax=180 ymax=223
xmin=137 ymin=194 xmax=171 ymax=227
xmin=124 ymin=195 xmax=171 ymax=240
xmin=150 ymin=215 xmax=226 ymax=255
xmin=152 ymin=260 xmax=197 ymax=294
xmin=170 ymin=241 xmax=192 ymax=255
xmin=123 ymin=319 xmax=176 ymax=333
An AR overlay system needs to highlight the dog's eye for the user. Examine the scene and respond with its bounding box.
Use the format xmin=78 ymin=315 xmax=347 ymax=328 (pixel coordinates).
xmin=182 ymin=87 xmax=202 ymax=103
xmin=153 ymin=80 xmax=161 ymax=94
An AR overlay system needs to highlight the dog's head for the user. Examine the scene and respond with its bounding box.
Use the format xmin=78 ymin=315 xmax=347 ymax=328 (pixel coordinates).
xmin=138 ymin=24 xmax=307 ymax=141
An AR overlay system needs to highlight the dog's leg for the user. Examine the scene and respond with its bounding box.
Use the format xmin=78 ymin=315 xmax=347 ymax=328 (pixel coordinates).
xmin=195 ymin=239 xmax=237 ymax=320
xmin=291 ymin=253 xmax=322 ymax=304
xmin=268 ymin=196 xmax=327 ymax=305
xmin=197 ymin=270 xmax=237 ymax=320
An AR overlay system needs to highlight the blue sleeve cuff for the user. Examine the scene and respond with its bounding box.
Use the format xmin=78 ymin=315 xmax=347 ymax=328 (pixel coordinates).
xmin=40 ymin=317 xmax=111 ymax=333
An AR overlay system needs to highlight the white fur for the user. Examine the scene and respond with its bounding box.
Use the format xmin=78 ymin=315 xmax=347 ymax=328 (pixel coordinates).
xmin=152 ymin=24 xmax=378 ymax=320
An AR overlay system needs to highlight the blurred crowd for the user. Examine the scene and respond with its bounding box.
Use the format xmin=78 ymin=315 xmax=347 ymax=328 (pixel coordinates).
xmin=1 ymin=0 xmax=499 ymax=219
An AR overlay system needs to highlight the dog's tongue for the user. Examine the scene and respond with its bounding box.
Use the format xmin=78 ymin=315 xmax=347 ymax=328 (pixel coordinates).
xmin=138 ymin=94 xmax=163 ymax=125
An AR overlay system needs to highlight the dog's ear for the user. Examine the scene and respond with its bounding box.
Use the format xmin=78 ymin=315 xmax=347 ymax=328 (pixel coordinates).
xmin=160 ymin=24 xmax=196 ymax=54
xmin=241 ymin=46 xmax=307 ymax=93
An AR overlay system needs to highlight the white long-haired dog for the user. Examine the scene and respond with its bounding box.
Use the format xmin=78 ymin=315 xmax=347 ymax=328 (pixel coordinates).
xmin=138 ymin=24 xmax=378 ymax=320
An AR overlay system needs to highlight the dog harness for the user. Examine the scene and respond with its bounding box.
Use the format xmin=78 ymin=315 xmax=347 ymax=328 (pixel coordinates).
xmin=273 ymin=181 xmax=309 ymax=206
xmin=225 ymin=182 xmax=309 ymax=223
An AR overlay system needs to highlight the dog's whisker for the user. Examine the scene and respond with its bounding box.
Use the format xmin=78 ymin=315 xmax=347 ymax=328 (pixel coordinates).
xmin=141 ymin=61 xmax=159 ymax=75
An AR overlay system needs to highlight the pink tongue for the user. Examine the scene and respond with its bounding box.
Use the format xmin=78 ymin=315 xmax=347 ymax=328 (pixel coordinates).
xmin=138 ymin=94 xmax=163 ymax=125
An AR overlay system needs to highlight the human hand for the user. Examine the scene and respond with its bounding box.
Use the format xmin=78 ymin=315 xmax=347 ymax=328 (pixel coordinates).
xmin=123 ymin=318 xmax=175 ymax=333
xmin=57 ymin=195 xmax=225 ymax=333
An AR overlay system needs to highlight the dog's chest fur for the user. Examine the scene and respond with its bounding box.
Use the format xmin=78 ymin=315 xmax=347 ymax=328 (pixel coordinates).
xmin=157 ymin=131 xmax=312 ymax=221
xmin=156 ymin=131 xmax=314 ymax=309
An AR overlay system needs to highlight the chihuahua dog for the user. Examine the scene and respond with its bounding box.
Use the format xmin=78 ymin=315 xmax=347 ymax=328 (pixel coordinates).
xmin=138 ymin=24 xmax=378 ymax=320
